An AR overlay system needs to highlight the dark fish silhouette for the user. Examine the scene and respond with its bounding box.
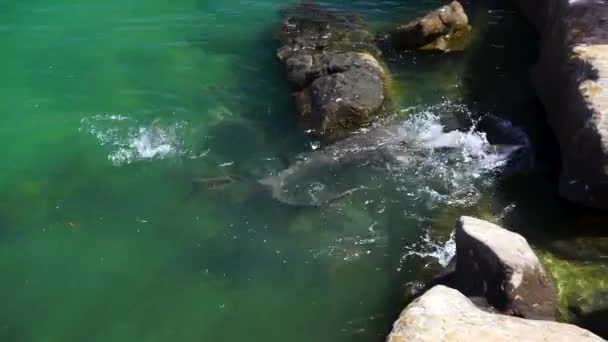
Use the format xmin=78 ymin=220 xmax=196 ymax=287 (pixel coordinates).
xmin=192 ymin=175 xmax=242 ymax=191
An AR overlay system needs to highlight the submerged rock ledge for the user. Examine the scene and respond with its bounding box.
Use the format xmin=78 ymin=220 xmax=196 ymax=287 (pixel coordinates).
xmin=388 ymin=217 xmax=604 ymax=342
xmin=514 ymin=0 xmax=608 ymax=209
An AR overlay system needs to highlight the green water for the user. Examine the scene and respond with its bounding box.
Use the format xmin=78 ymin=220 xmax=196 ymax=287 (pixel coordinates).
xmin=3 ymin=0 xmax=604 ymax=341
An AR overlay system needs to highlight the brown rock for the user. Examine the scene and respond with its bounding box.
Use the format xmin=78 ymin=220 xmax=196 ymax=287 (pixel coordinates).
xmin=277 ymin=3 xmax=389 ymax=142
xmin=381 ymin=1 xmax=471 ymax=52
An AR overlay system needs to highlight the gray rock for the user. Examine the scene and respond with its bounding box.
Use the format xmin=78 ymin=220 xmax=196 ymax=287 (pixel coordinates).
xmin=381 ymin=1 xmax=471 ymax=52
xmin=307 ymin=66 xmax=385 ymax=135
xmin=284 ymin=52 xmax=314 ymax=89
xmin=388 ymin=285 xmax=604 ymax=342
xmin=453 ymin=216 xmax=557 ymax=320
xmin=277 ymin=3 xmax=388 ymax=142
xmin=514 ymin=0 xmax=608 ymax=209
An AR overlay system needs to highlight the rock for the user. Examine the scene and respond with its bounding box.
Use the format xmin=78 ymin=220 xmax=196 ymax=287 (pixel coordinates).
xmin=277 ymin=3 xmax=388 ymax=142
xmin=305 ymin=63 xmax=385 ymax=134
xmin=538 ymin=249 xmax=608 ymax=338
xmin=513 ymin=0 xmax=608 ymax=209
xmin=453 ymin=216 xmax=557 ymax=320
xmin=388 ymin=285 xmax=604 ymax=342
xmin=380 ymin=1 xmax=471 ymax=52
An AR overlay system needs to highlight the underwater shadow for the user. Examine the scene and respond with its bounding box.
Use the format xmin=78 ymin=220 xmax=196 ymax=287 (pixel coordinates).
xmin=459 ymin=0 xmax=608 ymax=260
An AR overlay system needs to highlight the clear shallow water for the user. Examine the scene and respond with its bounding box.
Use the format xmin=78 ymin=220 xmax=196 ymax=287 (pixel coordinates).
xmin=0 ymin=1 xmax=569 ymax=341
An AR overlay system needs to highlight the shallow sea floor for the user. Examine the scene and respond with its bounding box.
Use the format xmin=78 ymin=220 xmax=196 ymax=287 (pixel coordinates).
xmin=1 ymin=0 xmax=604 ymax=341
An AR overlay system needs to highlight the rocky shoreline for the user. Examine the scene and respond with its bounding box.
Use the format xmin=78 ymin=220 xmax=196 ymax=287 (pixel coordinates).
xmin=275 ymin=1 xmax=472 ymax=143
xmin=273 ymin=1 xmax=608 ymax=340
xmin=276 ymin=3 xmax=389 ymax=143
xmin=388 ymin=217 xmax=604 ymax=341
xmin=386 ymin=1 xmax=608 ymax=340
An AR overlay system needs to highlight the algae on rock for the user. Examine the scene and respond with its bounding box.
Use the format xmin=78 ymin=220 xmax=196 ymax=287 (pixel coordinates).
xmin=539 ymin=250 xmax=608 ymax=323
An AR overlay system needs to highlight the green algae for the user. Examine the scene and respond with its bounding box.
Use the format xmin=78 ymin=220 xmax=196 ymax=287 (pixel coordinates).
xmin=538 ymin=250 xmax=608 ymax=322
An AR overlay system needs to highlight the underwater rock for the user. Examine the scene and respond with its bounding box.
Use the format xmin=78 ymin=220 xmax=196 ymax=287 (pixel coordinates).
xmin=388 ymin=285 xmax=604 ymax=342
xmin=380 ymin=1 xmax=471 ymax=52
xmin=453 ymin=216 xmax=557 ymax=320
xmin=514 ymin=0 xmax=608 ymax=209
xmin=277 ymin=3 xmax=388 ymax=142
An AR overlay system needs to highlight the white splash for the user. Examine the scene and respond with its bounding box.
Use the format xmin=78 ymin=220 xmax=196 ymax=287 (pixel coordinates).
xmin=80 ymin=114 xmax=197 ymax=165
xmin=108 ymin=126 xmax=176 ymax=165
xmin=389 ymin=103 xmax=526 ymax=209
xmin=401 ymin=231 xmax=456 ymax=268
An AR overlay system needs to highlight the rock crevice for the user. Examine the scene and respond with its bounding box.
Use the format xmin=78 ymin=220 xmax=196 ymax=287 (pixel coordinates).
xmin=515 ymin=0 xmax=608 ymax=208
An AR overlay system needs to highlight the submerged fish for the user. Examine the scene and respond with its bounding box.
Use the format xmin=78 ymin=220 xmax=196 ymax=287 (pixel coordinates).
xmin=192 ymin=175 xmax=242 ymax=191
xmin=259 ymin=114 xmax=528 ymax=207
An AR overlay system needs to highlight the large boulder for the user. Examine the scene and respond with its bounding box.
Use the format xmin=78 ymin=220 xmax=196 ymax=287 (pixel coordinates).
xmin=380 ymin=1 xmax=471 ymax=52
xmin=387 ymin=285 xmax=604 ymax=342
xmin=277 ymin=3 xmax=388 ymax=142
xmin=453 ymin=216 xmax=557 ymax=320
xmin=408 ymin=217 xmax=557 ymax=320
xmin=513 ymin=0 xmax=608 ymax=209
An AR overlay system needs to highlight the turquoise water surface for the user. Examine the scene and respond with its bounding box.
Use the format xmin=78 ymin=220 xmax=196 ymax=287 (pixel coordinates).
xmin=0 ymin=1 xmax=552 ymax=341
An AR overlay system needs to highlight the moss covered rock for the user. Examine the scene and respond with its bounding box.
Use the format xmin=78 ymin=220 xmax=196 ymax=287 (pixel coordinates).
xmin=538 ymin=249 xmax=608 ymax=336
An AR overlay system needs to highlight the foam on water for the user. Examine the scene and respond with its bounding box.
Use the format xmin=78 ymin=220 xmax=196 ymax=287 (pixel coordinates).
xmin=262 ymin=102 xmax=526 ymax=211
xmin=390 ymin=103 xmax=526 ymax=209
xmin=400 ymin=231 xmax=456 ymax=268
xmin=80 ymin=114 xmax=203 ymax=165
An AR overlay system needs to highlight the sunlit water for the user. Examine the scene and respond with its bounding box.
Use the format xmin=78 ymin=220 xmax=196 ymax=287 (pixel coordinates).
xmin=0 ymin=1 xmax=562 ymax=341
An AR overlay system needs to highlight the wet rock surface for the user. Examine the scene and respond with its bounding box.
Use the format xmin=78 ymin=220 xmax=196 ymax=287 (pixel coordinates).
xmin=406 ymin=216 xmax=558 ymax=320
xmin=453 ymin=216 xmax=557 ymax=320
xmin=388 ymin=285 xmax=604 ymax=342
xmin=277 ymin=3 xmax=388 ymax=142
xmin=514 ymin=0 xmax=608 ymax=209
xmin=380 ymin=1 xmax=471 ymax=52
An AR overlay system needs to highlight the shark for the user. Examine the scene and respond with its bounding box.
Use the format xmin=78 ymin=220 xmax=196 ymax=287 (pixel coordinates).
xmin=257 ymin=114 xmax=528 ymax=207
